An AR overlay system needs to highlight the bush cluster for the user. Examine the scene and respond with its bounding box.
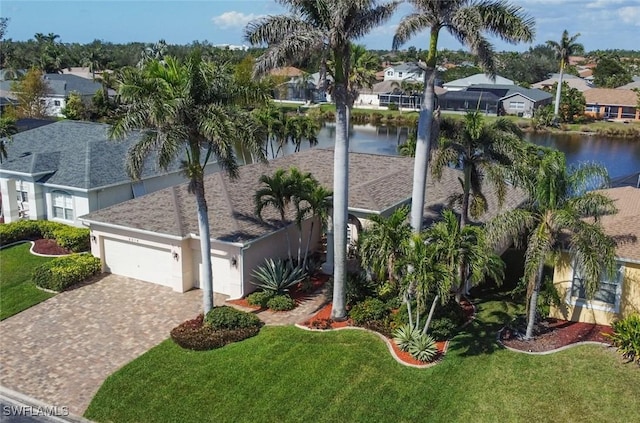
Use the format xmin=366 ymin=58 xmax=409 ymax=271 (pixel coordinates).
xmin=203 ymin=306 xmax=262 ymax=331
xmin=32 ymin=253 xmax=101 ymax=292
xmin=170 ymin=314 xmax=261 ymax=351
xmin=349 ymin=298 xmax=390 ymax=325
xmin=266 ymin=294 xmax=296 ymax=311
xmin=0 ymin=220 xmax=90 ymax=252
xmin=606 ymin=314 xmax=640 ymax=365
xmin=246 ymin=290 xmax=274 ymax=308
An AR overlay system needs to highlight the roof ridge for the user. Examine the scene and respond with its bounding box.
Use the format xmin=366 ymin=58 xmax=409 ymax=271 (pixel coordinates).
xmin=84 ymin=139 xmax=92 ymax=189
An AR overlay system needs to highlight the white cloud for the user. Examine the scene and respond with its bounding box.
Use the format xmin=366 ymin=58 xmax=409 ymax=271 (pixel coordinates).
xmin=212 ymin=11 xmax=264 ymax=29
xmin=585 ymin=0 xmax=625 ymax=9
xmin=618 ymin=6 xmax=640 ymax=25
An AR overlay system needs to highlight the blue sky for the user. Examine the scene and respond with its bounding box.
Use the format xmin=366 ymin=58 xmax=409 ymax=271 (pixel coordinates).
xmin=1 ymin=0 xmax=639 ymax=52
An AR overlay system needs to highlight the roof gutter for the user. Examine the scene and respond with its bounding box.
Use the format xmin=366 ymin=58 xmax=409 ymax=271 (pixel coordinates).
xmin=79 ymin=218 xmax=186 ymax=242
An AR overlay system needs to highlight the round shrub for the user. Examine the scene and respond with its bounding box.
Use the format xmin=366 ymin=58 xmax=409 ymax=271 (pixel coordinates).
xmin=606 ymin=314 xmax=640 ymax=365
xmin=246 ymin=290 xmax=274 ymax=308
xmin=427 ymin=317 xmax=458 ymax=341
xmin=349 ymin=298 xmax=390 ymax=325
xmin=0 ymin=220 xmax=90 ymax=252
xmin=32 ymin=253 xmax=101 ymax=292
xmin=266 ymin=294 xmax=296 ymax=311
xmin=204 ymin=306 xmax=262 ymax=330
xmin=170 ymin=314 xmax=261 ymax=351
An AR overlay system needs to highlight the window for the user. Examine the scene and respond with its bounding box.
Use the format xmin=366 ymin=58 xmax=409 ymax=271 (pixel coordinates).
xmin=509 ymin=101 xmax=525 ymax=110
xmin=570 ymin=263 xmax=623 ymax=311
xmin=586 ymin=104 xmax=599 ymax=113
xmin=17 ymin=189 xmax=29 ymax=218
xmin=398 ymin=72 xmax=403 ymax=77
xmin=386 ymin=70 xmax=393 ymax=76
xmin=54 ymin=100 xmax=61 ymax=106
xmin=52 ymin=191 xmax=74 ymax=221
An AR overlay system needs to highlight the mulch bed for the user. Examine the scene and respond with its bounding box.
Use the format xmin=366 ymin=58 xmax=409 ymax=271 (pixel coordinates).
xmin=301 ymin=299 xmax=476 ymax=366
xmin=31 ymin=238 xmax=72 ymax=256
xmin=228 ymin=273 xmax=330 ymax=310
xmin=500 ymin=318 xmax=613 ymax=353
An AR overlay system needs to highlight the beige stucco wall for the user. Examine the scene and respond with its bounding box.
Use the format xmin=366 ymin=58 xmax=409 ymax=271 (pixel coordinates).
xmin=550 ymin=253 xmax=640 ymax=325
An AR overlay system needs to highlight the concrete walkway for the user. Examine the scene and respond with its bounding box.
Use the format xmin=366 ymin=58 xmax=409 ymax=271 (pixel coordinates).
xmin=0 ymin=274 xmax=201 ymax=416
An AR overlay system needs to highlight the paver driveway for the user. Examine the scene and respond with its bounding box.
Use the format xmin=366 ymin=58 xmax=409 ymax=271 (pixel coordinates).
xmin=0 ymin=274 xmax=202 ymax=416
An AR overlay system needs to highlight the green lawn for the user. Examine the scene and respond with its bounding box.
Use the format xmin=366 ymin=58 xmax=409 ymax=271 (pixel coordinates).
xmin=85 ymin=294 xmax=640 ymax=423
xmin=0 ymin=242 xmax=55 ymax=320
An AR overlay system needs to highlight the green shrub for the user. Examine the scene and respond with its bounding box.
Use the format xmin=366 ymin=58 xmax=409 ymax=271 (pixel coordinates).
xmin=32 ymin=253 xmax=101 ymax=292
xmin=387 ymin=103 xmax=399 ymax=111
xmin=606 ymin=314 xmax=640 ymax=365
xmin=349 ymin=298 xmax=390 ymax=325
xmin=0 ymin=220 xmax=90 ymax=252
xmin=246 ymin=290 xmax=274 ymax=308
xmin=408 ymin=333 xmax=438 ymax=362
xmin=393 ymin=324 xmax=422 ymax=352
xmin=266 ymin=294 xmax=296 ymax=311
xmin=251 ymin=259 xmax=307 ymax=295
xmin=204 ymin=306 xmax=262 ymax=330
xmin=170 ymin=314 xmax=261 ymax=351
xmin=428 ymin=317 xmax=458 ymax=340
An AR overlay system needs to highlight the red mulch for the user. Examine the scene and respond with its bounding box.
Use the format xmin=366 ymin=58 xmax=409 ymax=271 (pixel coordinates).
xmin=301 ymin=301 xmax=468 ymax=366
xmin=31 ymin=238 xmax=72 ymax=255
xmin=228 ymin=273 xmax=330 ymax=310
xmin=501 ymin=318 xmax=613 ymax=352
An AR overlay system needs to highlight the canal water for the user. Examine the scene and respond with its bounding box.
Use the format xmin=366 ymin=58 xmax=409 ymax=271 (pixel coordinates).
xmin=304 ymin=124 xmax=640 ymax=179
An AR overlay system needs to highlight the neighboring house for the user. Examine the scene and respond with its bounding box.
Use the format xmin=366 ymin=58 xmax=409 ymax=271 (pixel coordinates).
xmin=466 ymin=84 xmax=553 ymax=116
xmin=550 ymin=186 xmax=640 ymax=326
xmin=583 ymin=88 xmax=640 ymax=121
xmin=0 ymin=120 xmax=220 ymax=225
xmin=617 ymin=79 xmax=640 ymax=90
xmin=361 ymin=80 xmax=445 ymax=109
xmin=269 ymin=67 xmax=327 ymax=103
xmin=0 ymin=96 xmax=18 ymax=114
xmin=80 ymin=148 xmax=527 ymax=299
xmin=531 ymin=73 xmax=593 ymax=92
xmin=382 ymin=63 xmax=424 ymax=82
xmin=437 ymin=89 xmax=502 ymax=115
xmin=0 ymin=73 xmax=106 ymax=117
xmin=442 ymin=73 xmax=514 ymax=91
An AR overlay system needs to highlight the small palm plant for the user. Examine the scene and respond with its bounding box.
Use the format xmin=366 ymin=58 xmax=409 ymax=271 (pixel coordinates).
xmin=251 ymin=258 xmax=308 ymax=295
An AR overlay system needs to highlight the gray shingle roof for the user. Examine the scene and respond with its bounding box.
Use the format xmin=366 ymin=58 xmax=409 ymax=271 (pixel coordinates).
xmin=42 ymin=74 xmax=103 ymax=97
xmin=0 ymin=120 xmax=182 ymax=190
xmin=467 ymin=84 xmax=553 ymax=102
xmin=81 ymin=149 xmax=527 ymax=244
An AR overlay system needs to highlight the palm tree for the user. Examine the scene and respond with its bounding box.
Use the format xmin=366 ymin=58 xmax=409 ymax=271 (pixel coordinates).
xmin=329 ymin=44 xmax=380 ymax=108
xmin=0 ymin=117 xmax=18 ymax=163
xmin=109 ymin=52 xmax=267 ymax=314
xmin=419 ymin=209 xmax=503 ymax=332
xmin=289 ymin=167 xmax=315 ymax=264
xmin=486 ymin=150 xmax=617 ymax=339
xmin=359 ymin=206 xmax=413 ymax=288
xmin=252 ymin=104 xmax=285 ymax=159
xmin=432 ymin=111 xmax=524 ymax=228
xmin=301 ymin=183 xmax=333 ymax=270
xmin=285 ymin=115 xmax=319 ymax=153
xmin=546 ymin=30 xmax=583 ymax=121
xmin=245 ymin=0 xmax=399 ymax=320
xmin=393 ymin=0 xmax=535 ymax=233
xmin=82 ymin=47 xmax=104 ymax=79
xmin=255 ymin=168 xmax=296 ymax=263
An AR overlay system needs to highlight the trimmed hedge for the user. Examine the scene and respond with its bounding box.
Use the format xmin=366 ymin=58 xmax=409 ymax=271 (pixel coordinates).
xmin=0 ymin=220 xmax=90 ymax=252
xmin=246 ymin=290 xmax=274 ymax=308
xmin=266 ymin=294 xmax=296 ymax=311
xmin=32 ymin=253 xmax=101 ymax=292
xmin=171 ymin=314 xmax=262 ymax=351
xmin=204 ymin=306 xmax=262 ymax=331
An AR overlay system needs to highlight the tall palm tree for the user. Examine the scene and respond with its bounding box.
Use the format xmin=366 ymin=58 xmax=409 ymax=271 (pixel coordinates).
xmin=245 ymin=0 xmax=399 ymax=320
xmin=359 ymin=206 xmax=412 ymax=288
xmin=546 ymin=30 xmax=583 ymax=120
xmin=289 ymin=167 xmax=315 ymax=264
xmin=302 ymin=183 xmax=333 ymax=270
xmin=0 ymin=117 xmax=18 ymax=163
xmin=255 ymin=168 xmax=296 ymax=263
xmin=486 ymin=150 xmax=617 ymax=339
xmin=110 ymin=53 xmax=267 ymax=314
xmin=329 ymin=44 xmax=380 ymax=107
xmin=393 ymin=0 xmax=535 ymax=233
xmin=432 ymin=111 xmax=524 ymax=228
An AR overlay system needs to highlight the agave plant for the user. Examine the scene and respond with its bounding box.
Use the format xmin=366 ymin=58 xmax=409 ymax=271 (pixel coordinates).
xmin=251 ymin=258 xmax=307 ymax=295
xmin=393 ymin=323 xmax=422 ymax=352
xmin=407 ymin=333 xmax=438 ymax=362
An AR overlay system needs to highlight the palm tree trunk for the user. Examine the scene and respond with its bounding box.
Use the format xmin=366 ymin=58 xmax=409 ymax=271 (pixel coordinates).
xmin=410 ymin=29 xmax=439 ymax=233
xmin=331 ymin=52 xmax=349 ymax=321
xmin=423 ymin=294 xmax=439 ymax=335
xmin=195 ymin=182 xmax=214 ymax=314
xmin=303 ymin=221 xmax=314 ymax=270
xmin=553 ymin=61 xmax=565 ymax=120
xmin=525 ymin=262 xmax=545 ymax=339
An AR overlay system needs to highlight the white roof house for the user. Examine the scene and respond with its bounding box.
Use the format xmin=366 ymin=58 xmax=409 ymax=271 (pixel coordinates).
xmin=443 ymin=73 xmax=515 ymax=91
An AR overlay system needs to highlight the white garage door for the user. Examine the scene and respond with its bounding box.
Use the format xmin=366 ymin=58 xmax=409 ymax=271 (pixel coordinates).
xmin=103 ymin=238 xmax=173 ymax=287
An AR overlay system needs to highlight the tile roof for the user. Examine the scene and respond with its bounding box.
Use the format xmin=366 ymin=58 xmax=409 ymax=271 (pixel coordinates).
xmin=583 ymin=88 xmax=638 ymax=106
xmin=269 ymin=67 xmax=304 ymax=77
xmin=0 ymin=120 xmax=183 ymax=190
xmin=617 ymin=80 xmax=640 ymax=90
xmin=597 ymin=187 xmax=640 ymax=262
xmin=81 ymin=149 xmax=527 ymax=244
xmin=531 ymin=75 xmax=592 ymax=92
